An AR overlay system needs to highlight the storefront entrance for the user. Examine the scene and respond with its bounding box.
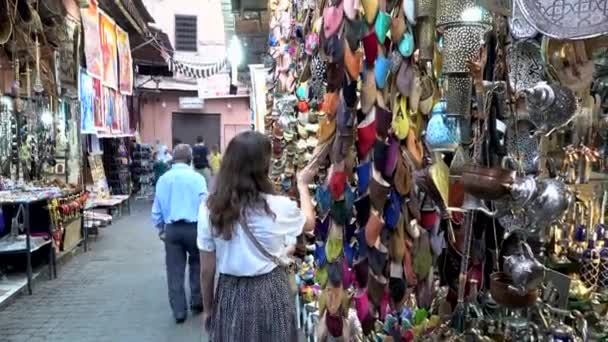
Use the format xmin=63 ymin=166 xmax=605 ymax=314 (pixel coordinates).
xmin=171 ymin=113 xmax=221 ymax=147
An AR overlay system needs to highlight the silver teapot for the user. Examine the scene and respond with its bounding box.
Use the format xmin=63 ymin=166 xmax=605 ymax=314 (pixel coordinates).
xmin=523 ymin=82 xmax=577 ymax=134
xmin=503 ymin=241 xmax=546 ymax=295
xmin=509 ymin=176 xmax=538 ymax=207
xmin=525 ymin=178 xmax=573 ymax=233
xmin=509 ymin=176 xmax=573 ymax=234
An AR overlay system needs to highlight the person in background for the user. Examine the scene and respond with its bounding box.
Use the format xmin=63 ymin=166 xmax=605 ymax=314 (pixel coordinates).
xmin=198 ymin=131 xmax=315 ymax=341
xmin=209 ymin=144 xmax=222 ymax=175
xmin=153 ymin=143 xmax=172 ymax=186
xmin=192 ymin=136 xmax=211 ymax=185
xmin=151 ymin=144 xmax=208 ymax=324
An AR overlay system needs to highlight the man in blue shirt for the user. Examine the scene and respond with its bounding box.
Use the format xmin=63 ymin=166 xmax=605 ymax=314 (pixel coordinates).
xmin=152 ymin=144 xmax=207 ymax=324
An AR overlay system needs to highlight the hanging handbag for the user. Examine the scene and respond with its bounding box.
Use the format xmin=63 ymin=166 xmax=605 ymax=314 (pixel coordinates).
xmin=240 ymin=218 xmax=298 ymax=294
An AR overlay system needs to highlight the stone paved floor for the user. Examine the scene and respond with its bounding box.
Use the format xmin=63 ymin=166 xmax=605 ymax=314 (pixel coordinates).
xmin=0 ymin=201 xmax=207 ymax=342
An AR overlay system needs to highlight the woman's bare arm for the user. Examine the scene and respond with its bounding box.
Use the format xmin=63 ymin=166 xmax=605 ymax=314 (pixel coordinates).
xmin=200 ymin=250 xmax=216 ymax=330
xmin=298 ymin=181 xmax=316 ymax=232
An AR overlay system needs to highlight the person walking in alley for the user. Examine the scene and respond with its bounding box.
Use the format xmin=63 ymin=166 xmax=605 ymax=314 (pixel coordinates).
xmin=197 ymin=131 xmax=316 ymax=341
xmin=152 ymin=144 xmax=208 ymax=324
xmin=209 ymin=144 xmax=222 ymax=175
xmin=192 ymin=136 xmax=212 ymax=185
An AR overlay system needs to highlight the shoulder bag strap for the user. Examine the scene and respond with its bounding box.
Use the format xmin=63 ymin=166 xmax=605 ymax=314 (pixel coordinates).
xmin=239 ymin=217 xmax=286 ymax=267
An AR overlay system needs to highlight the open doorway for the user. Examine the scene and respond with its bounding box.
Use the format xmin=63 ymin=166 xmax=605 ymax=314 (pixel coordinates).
xmin=171 ymin=113 xmax=221 ymax=147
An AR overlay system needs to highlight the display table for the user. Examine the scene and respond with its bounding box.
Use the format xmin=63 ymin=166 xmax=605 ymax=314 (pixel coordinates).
xmin=0 ymin=187 xmax=86 ymax=295
xmin=85 ymin=195 xmax=130 ymax=217
xmin=0 ymin=189 xmax=68 ymax=295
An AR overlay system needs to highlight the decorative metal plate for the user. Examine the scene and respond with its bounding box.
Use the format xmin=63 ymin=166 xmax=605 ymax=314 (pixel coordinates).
xmin=507 ymin=40 xmax=545 ymax=93
xmin=509 ymin=0 xmax=539 ymax=39
xmin=515 ymin=0 xmax=608 ymax=39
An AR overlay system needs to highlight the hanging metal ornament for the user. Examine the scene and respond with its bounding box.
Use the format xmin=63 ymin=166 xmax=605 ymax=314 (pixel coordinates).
xmin=507 ymin=40 xmax=545 ymax=93
xmin=515 ymin=0 xmax=608 ymax=40
xmin=0 ymin=99 xmax=14 ymax=168
xmin=505 ymin=119 xmax=539 ymax=175
xmin=522 ymin=82 xmax=577 ymax=134
xmin=508 ymin=0 xmax=539 ymax=39
xmin=33 ymin=36 xmax=44 ymax=94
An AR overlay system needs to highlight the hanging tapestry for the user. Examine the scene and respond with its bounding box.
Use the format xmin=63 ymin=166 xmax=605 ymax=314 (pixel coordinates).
xmin=79 ymin=69 xmax=96 ymax=134
xmin=116 ymin=26 xmax=133 ymax=95
xmin=93 ymin=77 xmax=104 ymax=130
xmin=99 ymin=11 xmax=118 ymax=90
xmin=80 ymin=0 xmax=102 ymax=79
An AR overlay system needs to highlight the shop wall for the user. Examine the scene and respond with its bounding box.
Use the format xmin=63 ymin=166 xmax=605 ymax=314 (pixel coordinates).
xmin=141 ymin=0 xmax=226 ymax=65
xmin=138 ymin=92 xmax=251 ymax=151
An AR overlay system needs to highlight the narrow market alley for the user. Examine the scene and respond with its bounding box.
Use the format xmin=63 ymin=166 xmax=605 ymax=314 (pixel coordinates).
xmin=0 ymin=202 xmax=207 ymax=342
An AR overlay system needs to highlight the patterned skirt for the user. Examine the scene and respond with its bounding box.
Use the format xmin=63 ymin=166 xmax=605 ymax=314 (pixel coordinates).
xmin=209 ymin=267 xmax=298 ymax=342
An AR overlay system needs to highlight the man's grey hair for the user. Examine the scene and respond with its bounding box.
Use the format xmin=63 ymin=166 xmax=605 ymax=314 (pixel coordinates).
xmin=173 ymin=144 xmax=193 ymax=164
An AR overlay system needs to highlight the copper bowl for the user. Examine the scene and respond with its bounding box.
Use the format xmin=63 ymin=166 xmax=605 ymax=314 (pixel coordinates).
xmin=462 ymin=166 xmax=516 ymax=200
xmin=490 ymin=272 xmax=538 ymax=308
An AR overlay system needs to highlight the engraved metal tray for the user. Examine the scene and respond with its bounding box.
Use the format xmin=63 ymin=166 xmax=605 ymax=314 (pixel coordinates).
xmin=515 ymin=0 xmax=608 ymax=39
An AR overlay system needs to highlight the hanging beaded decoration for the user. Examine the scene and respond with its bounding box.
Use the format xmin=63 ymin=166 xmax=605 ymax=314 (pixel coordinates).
xmin=0 ymin=99 xmax=15 ymax=172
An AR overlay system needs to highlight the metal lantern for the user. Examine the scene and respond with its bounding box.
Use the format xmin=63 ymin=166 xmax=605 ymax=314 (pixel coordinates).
xmin=436 ymin=0 xmax=493 ymax=76
xmin=445 ymin=75 xmax=472 ymax=117
xmin=442 ymin=25 xmax=488 ymax=74
xmin=436 ymin=0 xmax=493 ymax=30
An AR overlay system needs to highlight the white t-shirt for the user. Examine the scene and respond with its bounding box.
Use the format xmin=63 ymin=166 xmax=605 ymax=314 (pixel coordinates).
xmin=197 ymin=194 xmax=306 ymax=277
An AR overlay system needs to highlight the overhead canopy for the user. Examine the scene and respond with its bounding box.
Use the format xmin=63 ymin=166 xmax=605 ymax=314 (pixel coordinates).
xmin=132 ymin=27 xmax=174 ymax=77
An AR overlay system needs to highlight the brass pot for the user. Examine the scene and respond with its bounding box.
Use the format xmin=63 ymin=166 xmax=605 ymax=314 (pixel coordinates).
xmin=490 ymin=272 xmax=538 ymax=308
xmin=462 ymin=166 xmax=515 ymax=200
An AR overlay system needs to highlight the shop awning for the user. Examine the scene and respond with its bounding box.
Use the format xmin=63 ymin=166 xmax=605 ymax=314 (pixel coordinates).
xmin=132 ymin=27 xmax=174 ymax=77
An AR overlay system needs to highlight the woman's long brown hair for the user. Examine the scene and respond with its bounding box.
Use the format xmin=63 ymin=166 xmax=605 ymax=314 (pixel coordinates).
xmin=207 ymin=131 xmax=275 ymax=240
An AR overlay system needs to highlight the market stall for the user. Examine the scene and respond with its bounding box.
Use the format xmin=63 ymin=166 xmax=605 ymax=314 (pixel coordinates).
xmin=79 ymin=0 xmax=136 ymax=219
xmin=265 ymin=0 xmax=608 ymax=339
xmin=0 ymin=0 xmax=148 ymax=302
xmin=0 ymin=0 xmax=89 ymax=299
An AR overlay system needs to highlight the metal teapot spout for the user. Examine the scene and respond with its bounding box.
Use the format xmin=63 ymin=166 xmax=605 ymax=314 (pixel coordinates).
xmin=461 ymin=194 xmax=498 ymax=217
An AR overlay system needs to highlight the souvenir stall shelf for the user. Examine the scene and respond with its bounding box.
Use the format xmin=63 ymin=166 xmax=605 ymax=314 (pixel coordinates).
xmin=0 ymin=0 xmax=87 ymax=299
xmin=100 ymin=138 xmax=131 ymax=196
xmin=131 ymin=143 xmax=153 ymax=200
xmin=266 ymin=0 xmax=608 ymax=340
xmin=84 ymin=151 xmax=131 ymax=218
xmin=0 ymin=188 xmax=81 ymax=294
